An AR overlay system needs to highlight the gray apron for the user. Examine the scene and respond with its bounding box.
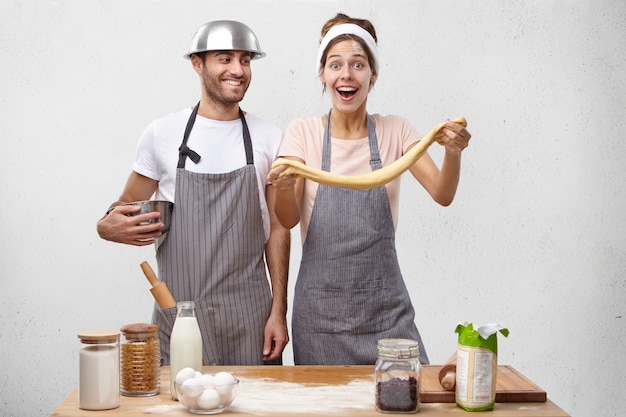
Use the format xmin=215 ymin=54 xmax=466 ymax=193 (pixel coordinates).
xmin=152 ymin=103 xmax=272 ymax=366
xmin=292 ymin=111 xmax=429 ymax=365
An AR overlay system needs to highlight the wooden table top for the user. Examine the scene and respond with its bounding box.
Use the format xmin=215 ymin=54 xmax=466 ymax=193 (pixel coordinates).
xmin=50 ymin=365 xmax=570 ymax=417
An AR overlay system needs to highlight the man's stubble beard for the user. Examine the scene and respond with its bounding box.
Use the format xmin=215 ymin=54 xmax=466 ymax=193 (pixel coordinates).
xmin=202 ymin=69 xmax=250 ymax=110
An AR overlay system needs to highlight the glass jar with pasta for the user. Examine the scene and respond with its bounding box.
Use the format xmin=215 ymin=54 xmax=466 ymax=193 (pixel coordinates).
xmin=120 ymin=323 xmax=160 ymax=397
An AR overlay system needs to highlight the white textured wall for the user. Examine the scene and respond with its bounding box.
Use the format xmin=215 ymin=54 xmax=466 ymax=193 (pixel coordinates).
xmin=1 ymin=1 xmax=624 ymax=416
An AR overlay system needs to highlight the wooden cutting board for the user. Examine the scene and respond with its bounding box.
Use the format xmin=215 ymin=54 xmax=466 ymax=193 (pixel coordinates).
xmin=421 ymin=365 xmax=547 ymax=403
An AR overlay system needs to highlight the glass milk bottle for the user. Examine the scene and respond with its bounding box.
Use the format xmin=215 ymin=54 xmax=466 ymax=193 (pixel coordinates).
xmin=170 ymin=300 xmax=203 ymax=400
xmin=77 ymin=331 xmax=120 ymax=410
xmin=375 ymin=338 xmax=421 ymax=413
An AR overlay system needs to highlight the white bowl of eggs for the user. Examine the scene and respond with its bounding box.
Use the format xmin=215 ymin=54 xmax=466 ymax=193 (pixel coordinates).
xmin=174 ymin=368 xmax=239 ymax=414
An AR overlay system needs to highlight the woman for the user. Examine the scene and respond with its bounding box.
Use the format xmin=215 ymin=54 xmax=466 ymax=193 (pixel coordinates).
xmin=268 ymin=13 xmax=471 ymax=365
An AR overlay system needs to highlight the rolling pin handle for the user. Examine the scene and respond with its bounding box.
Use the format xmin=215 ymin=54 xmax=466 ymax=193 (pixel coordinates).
xmin=140 ymin=261 xmax=177 ymax=309
xmin=440 ymin=371 xmax=456 ymax=390
xmin=140 ymin=261 xmax=160 ymax=287
xmin=438 ymin=351 xmax=458 ymax=391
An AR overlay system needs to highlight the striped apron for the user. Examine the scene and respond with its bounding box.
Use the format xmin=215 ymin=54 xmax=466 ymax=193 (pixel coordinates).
xmin=152 ymin=103 xmax=272 ymax=366
xmin=292 ymin=111 xmax=429 ymax=365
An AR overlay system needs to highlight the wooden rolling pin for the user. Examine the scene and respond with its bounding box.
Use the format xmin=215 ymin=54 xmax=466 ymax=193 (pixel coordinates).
xmin=140 ymin=261 xmax=176 ymax=309
xmin=438 ymin=352 xmax=457 ymax=391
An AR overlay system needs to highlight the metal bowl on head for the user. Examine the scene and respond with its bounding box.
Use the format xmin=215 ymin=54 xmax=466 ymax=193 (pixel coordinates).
xmin=183 ymin=20 xmax=266 ymax=59
xmin=123 ymin=200 xmax=173 ymax=233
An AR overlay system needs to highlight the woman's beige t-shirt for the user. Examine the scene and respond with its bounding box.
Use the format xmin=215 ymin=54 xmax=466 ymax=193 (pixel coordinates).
xmin=278 ymin=113 xmax=422 ymax=243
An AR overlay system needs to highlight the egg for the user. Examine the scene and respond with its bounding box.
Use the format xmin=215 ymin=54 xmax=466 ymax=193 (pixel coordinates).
xmin=214 ymin=371 xmax=235 ymax=386
xmin=217 ymin=383 xmax=234 ymax=398
xmin=180 ymin=377 xmax=204 ymax=398
xmin=197 ymin=388 xmax=220 ymax=410
xmin=180 ymin=392 xmax=198 ymax=409
xmin=175 ymin=367 xmax=197 ymax=385
xmin=218 ymin=387 xmax=235 ymax=406
xmin=198 ymin=373 xmax=216 ymax=388
xmin=214 ymin=372 xmax=235 ymax=396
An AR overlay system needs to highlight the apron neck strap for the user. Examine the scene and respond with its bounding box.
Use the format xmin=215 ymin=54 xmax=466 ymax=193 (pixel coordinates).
xmin=240 ymin=108 xmax=254 ymax=165
xmin=322 ymin=109 xmax=381 ymax=172
xmin=178 ymin=102 xmax=201 ymax=168
xmin=177 ymin=103 xmax=254 ymax=169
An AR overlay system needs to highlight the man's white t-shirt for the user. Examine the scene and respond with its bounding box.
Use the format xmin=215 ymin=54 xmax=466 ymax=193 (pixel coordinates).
xmin=133 ymin=108 xmax=283 ymax=242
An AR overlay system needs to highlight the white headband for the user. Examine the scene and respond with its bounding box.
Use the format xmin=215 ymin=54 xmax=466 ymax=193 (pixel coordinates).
xmin=316 ymin=23 xmax=379 ymax=76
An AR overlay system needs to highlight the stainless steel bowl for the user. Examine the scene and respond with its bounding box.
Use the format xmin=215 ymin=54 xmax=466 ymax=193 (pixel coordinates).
xmin=184 ymin=20 xmax=266 ymax=59
xmin=124 ymin=200 xmax=173 ymax=233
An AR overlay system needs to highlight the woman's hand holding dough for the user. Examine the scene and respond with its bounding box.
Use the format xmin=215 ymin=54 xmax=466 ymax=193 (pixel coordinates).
xmin=272 ymin=117 xmax=467 ymax=190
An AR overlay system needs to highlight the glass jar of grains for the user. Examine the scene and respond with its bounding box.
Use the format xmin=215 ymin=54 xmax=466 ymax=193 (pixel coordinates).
xmin=374 ymin=338 xmax=421 ymax=413
xmin=120 ymin=323 xmax=161 ymax=397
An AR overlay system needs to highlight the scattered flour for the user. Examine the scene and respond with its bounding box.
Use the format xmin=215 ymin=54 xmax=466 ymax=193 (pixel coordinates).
xmin=142 ymin=403 xmax=182 ymax=413
xmin=229 ymin=377 xmax=375 ymax=414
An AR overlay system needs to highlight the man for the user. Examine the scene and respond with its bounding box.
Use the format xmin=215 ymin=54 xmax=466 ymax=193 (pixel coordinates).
xmin=97 ymin=20 xmax=290 ymax=365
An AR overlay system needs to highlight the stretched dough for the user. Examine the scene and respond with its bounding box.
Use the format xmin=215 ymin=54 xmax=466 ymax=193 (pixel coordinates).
xmin=272 ymin=116 xmax=467 ymax=190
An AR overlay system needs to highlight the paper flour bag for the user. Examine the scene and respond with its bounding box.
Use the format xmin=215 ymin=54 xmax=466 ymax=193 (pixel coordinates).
xmin=455 ymin=322 xmax=509 ymax=411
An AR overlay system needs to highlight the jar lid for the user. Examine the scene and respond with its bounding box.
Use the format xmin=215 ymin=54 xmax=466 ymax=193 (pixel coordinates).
xmin=377 ymin=338 xmax=419 ymax=359
xmin=120 ymin=323 xmax=159 ymax=340
xmin=78 ymin=331 xmax=120 ymax=344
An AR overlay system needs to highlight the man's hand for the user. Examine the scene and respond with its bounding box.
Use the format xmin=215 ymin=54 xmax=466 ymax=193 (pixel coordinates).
xmin=262 ymin=313 xmax=289 ymax=362
xmin=97 ymin=204 xmax=163 ymax=246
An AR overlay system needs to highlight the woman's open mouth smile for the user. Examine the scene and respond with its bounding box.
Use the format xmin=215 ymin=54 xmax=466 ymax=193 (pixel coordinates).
xmin=337 ymin=86 xmax=358 ymax=99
